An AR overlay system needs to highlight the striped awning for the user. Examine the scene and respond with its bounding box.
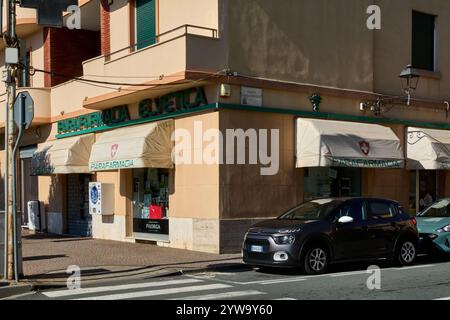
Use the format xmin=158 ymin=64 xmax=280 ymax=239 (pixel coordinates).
xmin=407 ymin=127 xmax=450 ymax=170
xmin=296 ymin=118 xmax=404 ymax=168
xmin=31 ymin=134 xmax=95 ymax=175
xmin=88 ymin=120 xmax=174 ymax=171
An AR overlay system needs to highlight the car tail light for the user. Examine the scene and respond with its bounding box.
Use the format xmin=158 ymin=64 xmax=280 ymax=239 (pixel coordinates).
xmin=411 ymin=217 xmax=417 ymax=226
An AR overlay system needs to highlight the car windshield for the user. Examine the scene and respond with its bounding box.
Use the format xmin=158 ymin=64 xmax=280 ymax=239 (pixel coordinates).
xmin=418 ymin=199 xmax=450 ymax=218
xmin=278 ymin=199 xmax=344 ymax=220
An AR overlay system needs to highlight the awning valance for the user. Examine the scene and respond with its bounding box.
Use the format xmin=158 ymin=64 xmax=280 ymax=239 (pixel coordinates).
xmin=89 ymin=120 xmax=174 ymax=171
xmin=31 ymin=134 xmax=95 ymax=175
xmin=407 ymin=127 xmax=450 ymax=170
xmin=296 ymin=118 xmax=404 ymax=168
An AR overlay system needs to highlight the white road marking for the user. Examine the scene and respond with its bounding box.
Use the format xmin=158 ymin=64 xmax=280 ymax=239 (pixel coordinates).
xmin=393 ymin=264 xmax=435 ymax=271
xmin=259 ymin=278 xmax=308 ymax=285
xmin=172 ymin=290 xmax=265 ymax=300
xmin=43 ymin=278 xmax=203 ymax=298
xmin=329 ymin=271 xmax=369 ymax=277
xmin=434 ymin=297 xmax=450 ymax=300
xmin=74 ymin=283 xmax=232 ymax=300
xmin=188 ymin=263 xmax=443 ymax=285
xmin=274 ymin=297 xmax=296 ymax=300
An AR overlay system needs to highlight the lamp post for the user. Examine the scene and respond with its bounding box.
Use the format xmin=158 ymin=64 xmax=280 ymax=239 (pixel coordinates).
xmin=399 ymin=64 xmax=421 ymax=106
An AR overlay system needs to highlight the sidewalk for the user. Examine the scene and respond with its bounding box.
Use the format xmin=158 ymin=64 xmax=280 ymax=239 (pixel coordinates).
xmin=20 ymin=230 xmax=245 ymax=288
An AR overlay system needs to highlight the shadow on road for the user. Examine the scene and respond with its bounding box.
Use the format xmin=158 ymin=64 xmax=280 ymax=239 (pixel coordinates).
xmin=23 ymin=255 xmax=67 ymax=261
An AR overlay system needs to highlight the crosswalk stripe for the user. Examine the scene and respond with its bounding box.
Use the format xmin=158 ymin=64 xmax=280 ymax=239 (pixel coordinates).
xmin=393 ymin=264 xmax=435 ymax=271
xmin=43 ymin=279 xmax=203 ymax=298
xmin=274 ymin=298 xmax=296 ymax=300
xmin=74 ymin=283 xmax=232 ymax=300
xmin=259 ymin=278 xmax=307 ymax=285
xmin=434 ymin=297 xmax=450 ymax=300
xmin=171 ymin=290 xmax=266 ymax=300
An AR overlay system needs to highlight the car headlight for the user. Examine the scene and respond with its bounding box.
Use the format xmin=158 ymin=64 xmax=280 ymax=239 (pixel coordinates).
xmin=277 ymin=228 xmax=301 ymax=234
xmin=272 ymin=235 xmax=295 ymax=245
xmin=437 ymin=225 xmax=450 ymax=233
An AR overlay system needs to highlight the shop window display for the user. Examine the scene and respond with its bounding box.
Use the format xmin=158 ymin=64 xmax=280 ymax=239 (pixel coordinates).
xmin=132 ymin=168 xmax=169 ymax=237
xmin=304 ymin=167 xmax=361 ymax=201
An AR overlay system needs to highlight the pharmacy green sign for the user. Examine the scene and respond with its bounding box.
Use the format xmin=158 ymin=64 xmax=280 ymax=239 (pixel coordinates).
xmin=57 ymin=87 xmax=207 ymax=138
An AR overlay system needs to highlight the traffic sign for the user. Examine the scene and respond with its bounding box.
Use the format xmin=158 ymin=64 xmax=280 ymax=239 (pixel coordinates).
xmin=14 ymin=91 xmax=34 ymax=129
xmin=19 ymin=0 xmax=78 ymax=27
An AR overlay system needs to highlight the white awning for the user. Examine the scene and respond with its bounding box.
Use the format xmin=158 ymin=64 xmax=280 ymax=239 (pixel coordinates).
xmin=406 ymin=127 xmax=450 ymax=170
xmin=89 ymin=120 xmax=174 ymax=171
xmin=31 ymin=134 xmax=95 ymax=175
xmin=296 ymin=118 xmax=404 ymax=168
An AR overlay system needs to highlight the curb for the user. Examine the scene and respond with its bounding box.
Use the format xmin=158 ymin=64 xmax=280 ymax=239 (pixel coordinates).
xmin=26 ymin=261 xmax=248 ymax=290
xmin=0 ymin=283 xmax=34 ymax=299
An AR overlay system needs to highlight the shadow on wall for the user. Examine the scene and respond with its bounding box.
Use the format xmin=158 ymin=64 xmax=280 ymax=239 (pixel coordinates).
xmin=46 ymin=175 xmax=66 ymax=234
xmin=228 ymin=0 xmax=374 ymax=91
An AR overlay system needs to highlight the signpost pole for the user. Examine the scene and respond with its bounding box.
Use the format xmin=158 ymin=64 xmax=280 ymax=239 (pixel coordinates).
xmin=5 ymin=0 xmax=18 ymax=282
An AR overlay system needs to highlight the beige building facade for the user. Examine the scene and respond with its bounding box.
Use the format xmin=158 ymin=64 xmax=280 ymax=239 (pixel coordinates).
xmin=1 ymin=0 xmax=450 ymax=253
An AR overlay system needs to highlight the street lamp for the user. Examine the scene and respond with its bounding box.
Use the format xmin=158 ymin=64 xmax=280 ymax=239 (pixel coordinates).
xmin=399 ymin=64 xmax=421 ymax=106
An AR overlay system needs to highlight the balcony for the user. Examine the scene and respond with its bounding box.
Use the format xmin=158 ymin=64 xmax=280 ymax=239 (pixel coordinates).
xmin=1 ymin=7 xmax=40 ymax=49
xmin=51 ymin=24 xmax=225 ymax=113
xmin=0 ymin=87 xmax=51 ymax=131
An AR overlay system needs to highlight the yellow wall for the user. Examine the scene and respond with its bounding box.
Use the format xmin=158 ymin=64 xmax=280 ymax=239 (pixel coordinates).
xmin=219 ymin=109 xmax=303 ymax=219
xmin=110 ymin=0 xmax=131 ymax=57
xmin=171 ymin=111 xmax=220 ymax=219
xmin=374 ymin=0 xmax=450 ymax=100
xmin=26 ymin=30 xmax=45 ymax=88
xmin=225 ymin=0 xmax=450 ymax=102
xmin=225 ymin=0 xmax=374 ymax=92
xmin=158 ymin=0 xmax=219 ymax=37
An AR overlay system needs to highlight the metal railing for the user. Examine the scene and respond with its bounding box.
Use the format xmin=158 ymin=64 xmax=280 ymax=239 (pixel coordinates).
xmin=105 ymin=24 xmax=218 ymax=62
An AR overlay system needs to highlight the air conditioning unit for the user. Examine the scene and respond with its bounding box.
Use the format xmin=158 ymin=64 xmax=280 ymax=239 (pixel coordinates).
xmin=28 ymin=201 xmax=46 ymax=232
xmin=89 ymin=182 xmax=115 ymax=216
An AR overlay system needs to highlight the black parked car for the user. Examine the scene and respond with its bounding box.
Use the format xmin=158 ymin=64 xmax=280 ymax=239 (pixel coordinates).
xmin=243 ymin=198 xmax=419 ymax=274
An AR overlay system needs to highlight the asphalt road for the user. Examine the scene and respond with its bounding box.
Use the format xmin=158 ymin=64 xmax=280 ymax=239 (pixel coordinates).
xmin=8 ymin=256 xmax=450 ymax=301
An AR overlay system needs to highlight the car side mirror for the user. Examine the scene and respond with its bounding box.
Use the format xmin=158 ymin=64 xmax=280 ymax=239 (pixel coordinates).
xmin=337 ymin=216 xmax=354 ymax=224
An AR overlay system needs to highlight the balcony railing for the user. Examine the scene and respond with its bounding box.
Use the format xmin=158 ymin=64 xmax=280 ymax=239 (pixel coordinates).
xmin=106 ymin=24 xmax=218 ymax=62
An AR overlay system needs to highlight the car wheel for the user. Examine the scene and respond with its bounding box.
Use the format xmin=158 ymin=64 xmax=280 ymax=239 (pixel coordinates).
xmin=396 ymin=240 xmax=417 ymax=266
xmin=303 ymin=246 xmax=329 ymax=275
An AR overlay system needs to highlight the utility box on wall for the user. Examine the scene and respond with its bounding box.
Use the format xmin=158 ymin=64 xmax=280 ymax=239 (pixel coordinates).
xmin=89 ymin=183 xmax=115 ymax=216
xmin=28 ymin=201 xmax=46 ymax=232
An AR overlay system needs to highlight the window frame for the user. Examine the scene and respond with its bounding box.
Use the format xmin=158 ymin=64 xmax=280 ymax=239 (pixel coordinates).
xmin=411 ymin=10 xmax=437 ymax=72
xmin=365 ymin=200 xmax=399 ymax=221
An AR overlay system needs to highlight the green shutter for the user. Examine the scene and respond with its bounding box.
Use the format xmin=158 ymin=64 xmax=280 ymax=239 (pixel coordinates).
xmin=136 ymin=0 xmax=156 ymax=50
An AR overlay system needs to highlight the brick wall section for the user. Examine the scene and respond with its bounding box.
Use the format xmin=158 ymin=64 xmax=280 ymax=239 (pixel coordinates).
xmin=44 ymin=28 xmax=101 ymax=87
xmin=100 ymin=0 xmax=111 ymax=56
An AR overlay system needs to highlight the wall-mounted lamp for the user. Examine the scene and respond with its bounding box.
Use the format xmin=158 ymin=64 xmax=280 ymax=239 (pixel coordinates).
xmin=399 ymin=64 xmax=421 ymax=106
xmin=360 ymin=65 xmax=422 ymax=115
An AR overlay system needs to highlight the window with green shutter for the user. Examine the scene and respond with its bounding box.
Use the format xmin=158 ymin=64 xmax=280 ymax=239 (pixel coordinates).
xmin=136 ymin=0 xmax=156 ymax=50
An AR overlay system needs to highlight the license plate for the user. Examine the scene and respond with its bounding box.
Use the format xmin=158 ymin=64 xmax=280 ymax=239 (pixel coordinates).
xmin=250 ymin=245 xmax=264 ymax=253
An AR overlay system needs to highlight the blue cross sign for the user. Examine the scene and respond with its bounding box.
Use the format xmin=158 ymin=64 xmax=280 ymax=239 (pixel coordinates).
xmin=20 ymin=0 xmax=78 ymax=27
